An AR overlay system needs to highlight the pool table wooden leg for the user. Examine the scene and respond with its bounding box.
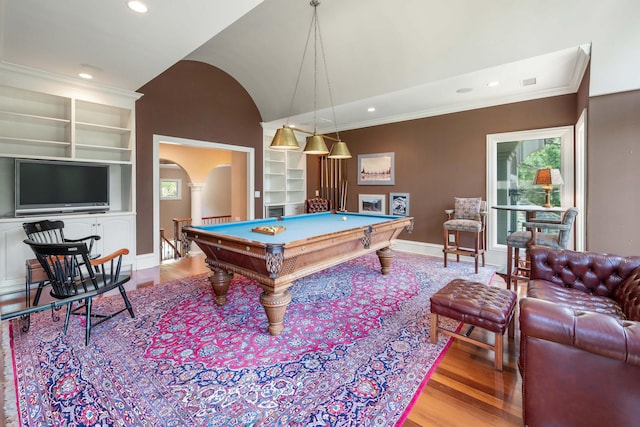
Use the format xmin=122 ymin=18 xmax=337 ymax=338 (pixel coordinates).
xmin=376 ymin=247 xmax=395 ymax=275
xmin=260 ymin=289 xmax=292 ymax=336
xmin=208 ymin=269 xmax=234 ymax=306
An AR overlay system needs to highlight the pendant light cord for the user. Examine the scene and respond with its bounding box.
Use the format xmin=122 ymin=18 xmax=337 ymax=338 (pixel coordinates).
xmin=316 ymin=5 xmax=341 ymax=142
xmin=284 ymin=6 xmax=316 ymax=128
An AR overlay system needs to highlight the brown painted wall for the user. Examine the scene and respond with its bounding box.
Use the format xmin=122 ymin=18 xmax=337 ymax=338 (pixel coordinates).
xmin=308 ymin=95 xmax=577 ymax=245
xmin=135 ymin=59 xmax=639 ymax=257
xmin=587 ymin=89 xmax=640 ymax=255
xmin=136 ymin=60 xmax=263 ymax=255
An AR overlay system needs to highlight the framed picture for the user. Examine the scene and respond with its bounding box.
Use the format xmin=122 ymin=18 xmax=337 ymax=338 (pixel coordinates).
xmin=358 ymin=152 xmax=395 ymax=185
xmin=358 ymin=194 xmax=386 ymax=215
xmin=390 ymin=192 xmax=410 ymax=216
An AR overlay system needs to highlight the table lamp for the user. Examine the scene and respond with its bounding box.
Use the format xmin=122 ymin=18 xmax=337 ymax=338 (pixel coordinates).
xmin=533 ymin=167 xmax=564 ymax=208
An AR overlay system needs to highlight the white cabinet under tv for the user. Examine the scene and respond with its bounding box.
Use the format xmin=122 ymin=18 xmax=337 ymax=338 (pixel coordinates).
xmin=0 ymin=213 xmax=135 ymax=294
xmin=0 ymin=63 xmax=140 ymax=293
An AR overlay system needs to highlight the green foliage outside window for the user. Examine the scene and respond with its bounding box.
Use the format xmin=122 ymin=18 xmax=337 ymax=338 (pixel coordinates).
xmin=517 ymin=138 xmax=562 ymax=206
xmin=160 ymin=179 xmax=180 ymax=199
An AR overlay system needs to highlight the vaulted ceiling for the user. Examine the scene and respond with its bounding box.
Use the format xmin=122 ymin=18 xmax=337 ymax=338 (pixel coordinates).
xmin=3 ymin=0 xmax=633 ymax=133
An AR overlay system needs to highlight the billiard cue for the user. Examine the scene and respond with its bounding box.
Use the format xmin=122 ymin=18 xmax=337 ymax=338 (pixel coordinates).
xmin=324 ymin=155 xmax=328 ymax=199
xmin=338 ymin=159 xmax=342 ymax=209
xmin=325 ymin=156 xmax=329 ymax=199
xmin=321 ymin=155 xmax=324 ymax=199
xmin=342 ymin=180 xmax=348 ymax=211
xmin=333 ymin=159 xmax=340 ymax=206
xmin=327 ymin=159 xmax=333 ymax=200
xmin=319 ymin=156 xmax=324 ymax=199
xmin=329 ymin=158 xmax=333 ymax=205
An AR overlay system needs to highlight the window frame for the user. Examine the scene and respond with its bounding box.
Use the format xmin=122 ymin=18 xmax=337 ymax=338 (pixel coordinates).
xmin=486 ymin=126 xmax=575 ymax=254
xmin=160 ymin=178 xmax=182 ymax=200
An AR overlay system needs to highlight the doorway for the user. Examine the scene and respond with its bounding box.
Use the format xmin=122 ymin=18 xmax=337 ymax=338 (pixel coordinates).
xmin=152 ymin=134 xmax=255 ymax=265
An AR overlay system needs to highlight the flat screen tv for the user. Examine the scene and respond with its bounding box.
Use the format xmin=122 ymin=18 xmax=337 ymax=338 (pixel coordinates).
xmin=15 ymin=159 xmax=110 ymax=216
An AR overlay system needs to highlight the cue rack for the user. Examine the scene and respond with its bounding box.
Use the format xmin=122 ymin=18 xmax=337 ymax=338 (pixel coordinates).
xmin=319 ymin=156 xmax=348 ymax=211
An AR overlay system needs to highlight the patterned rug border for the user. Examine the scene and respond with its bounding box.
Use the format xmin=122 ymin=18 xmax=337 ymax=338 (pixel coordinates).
xmin=3 ymin=317 xmax=19 ymax=427
xmin=393 ymin=320 xmax=469 ymax=426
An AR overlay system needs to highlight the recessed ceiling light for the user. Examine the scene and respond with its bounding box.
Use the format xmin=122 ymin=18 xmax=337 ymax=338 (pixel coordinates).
xmin=456 ymin=88 xmax=473 ymax=94
xmin=367 ymin=107 xmax=376 ymax=112
xmin=127 ymin=1 xmax=148 ymax=13
xmin=78 ymin=72 xmax=93 ymax=80
xmin=487 ymin=81 xmax=500 ymax=87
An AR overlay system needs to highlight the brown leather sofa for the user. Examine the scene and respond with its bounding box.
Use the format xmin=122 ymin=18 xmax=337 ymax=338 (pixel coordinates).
xmin=519 ymin=246 xmax=640 ymax=427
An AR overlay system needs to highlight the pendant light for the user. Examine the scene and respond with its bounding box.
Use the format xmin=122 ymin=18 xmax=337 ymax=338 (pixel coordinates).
xmin=269 ymin=0 xmax=350 ymax=159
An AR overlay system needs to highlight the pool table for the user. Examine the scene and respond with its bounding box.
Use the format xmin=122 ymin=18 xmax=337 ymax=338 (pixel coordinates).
xmin=184 ymin=211 xmax=414 ymax=335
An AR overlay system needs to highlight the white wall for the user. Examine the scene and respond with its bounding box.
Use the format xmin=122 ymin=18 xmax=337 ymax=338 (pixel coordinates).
xmin=202 ymin=165 xmax=232 ymax=217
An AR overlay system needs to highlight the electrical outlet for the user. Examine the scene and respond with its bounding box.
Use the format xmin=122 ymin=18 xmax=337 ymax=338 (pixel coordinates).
xmin=448 ymin=234 xmax=455 ymax=243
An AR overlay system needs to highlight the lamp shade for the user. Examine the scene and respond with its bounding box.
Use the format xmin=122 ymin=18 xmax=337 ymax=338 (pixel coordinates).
xmin=270 ymin=126 xmax=300 ymax=150
xmin=533 ymin=168 xmax=564 ymax=186
xmin=303 ymin=134 xmax=329 ymax=155
xmin=327 ymin=140 xmax=352 ymax=159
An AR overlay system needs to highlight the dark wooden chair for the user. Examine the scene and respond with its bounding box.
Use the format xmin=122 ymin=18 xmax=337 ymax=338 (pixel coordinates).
xmin=24 ymin=239 xmax=134 ymax=345
xmin=23 ymin=220 xmax=101 ymax=306
xmin=305 ymin=197 xmax=332 ymax=213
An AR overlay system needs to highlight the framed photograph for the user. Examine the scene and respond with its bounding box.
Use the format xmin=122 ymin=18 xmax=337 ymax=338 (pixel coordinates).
xmin=358 ymin=152 xmax=395 ymax=185
xmin=358 ymin=194 xmax=386 ymax=215
xmin=390 ymin=192 xmax=410 ymax=216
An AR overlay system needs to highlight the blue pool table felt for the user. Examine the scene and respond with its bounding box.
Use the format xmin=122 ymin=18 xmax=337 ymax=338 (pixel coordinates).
xmin=192 ymin=212 xmax=403 ymax=244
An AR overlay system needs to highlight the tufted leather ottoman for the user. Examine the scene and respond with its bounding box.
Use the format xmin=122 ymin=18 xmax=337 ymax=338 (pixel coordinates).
xmin=430 ymin=279 xmax=517 ymax=370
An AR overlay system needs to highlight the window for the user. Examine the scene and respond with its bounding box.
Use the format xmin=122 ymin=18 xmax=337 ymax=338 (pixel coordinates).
xmin=486 ymin=126 xmax=574 ymax=251
xmin=160 ymin=178 xmax=182 ymax=200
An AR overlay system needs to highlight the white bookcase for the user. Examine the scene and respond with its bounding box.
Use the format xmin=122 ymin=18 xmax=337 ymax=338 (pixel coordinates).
xmin=0 ymin=63 xmax=141 ymax=293
xmin=0 ymin=87 xmax=134 ymax=165
xmin=262 ymin=132 xmax=306 ymax=217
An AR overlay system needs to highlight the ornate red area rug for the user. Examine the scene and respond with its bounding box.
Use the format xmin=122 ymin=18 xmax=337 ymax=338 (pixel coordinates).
xmin=6 ymin=252 xmax=495 ymax=426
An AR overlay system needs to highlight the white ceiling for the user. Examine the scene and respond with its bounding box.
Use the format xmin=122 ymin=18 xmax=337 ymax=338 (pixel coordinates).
xmin=1 ymin=0 xmax=606 ymax=134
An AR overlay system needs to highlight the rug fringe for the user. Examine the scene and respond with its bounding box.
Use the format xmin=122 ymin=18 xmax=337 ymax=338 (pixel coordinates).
xmin=2 ymin=320 xmax=19 ymax=427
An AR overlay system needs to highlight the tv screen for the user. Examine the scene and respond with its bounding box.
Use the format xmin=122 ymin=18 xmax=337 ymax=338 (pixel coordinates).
xmin=15 ymin=159 xmax=110 ymax=216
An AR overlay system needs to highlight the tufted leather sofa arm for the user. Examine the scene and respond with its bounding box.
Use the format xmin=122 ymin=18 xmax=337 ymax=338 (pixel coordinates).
xmin=520 ymin=298 xmax=640 ymax=367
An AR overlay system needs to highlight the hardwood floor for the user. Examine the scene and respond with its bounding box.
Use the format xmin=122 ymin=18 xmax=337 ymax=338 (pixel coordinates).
xmin=403 ymin=272 xmax=524 ymax=427
xmin=1 ymin=253 xmax=523 ymax=426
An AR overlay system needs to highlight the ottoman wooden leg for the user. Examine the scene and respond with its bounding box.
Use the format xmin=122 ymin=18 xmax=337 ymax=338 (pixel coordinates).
xmin=430 ymin=313 xmax=439 ymax=344
xmin=508 ymin=312 xmax=515 ymax=338
xmin=495 ymin=332 xmax=503 ymax=371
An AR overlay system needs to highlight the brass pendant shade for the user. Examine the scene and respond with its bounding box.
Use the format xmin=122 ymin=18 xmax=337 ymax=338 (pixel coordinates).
xmin=328 ymin=140 xmax=351 ymax=159
xmin=270 ymin=126 xmax=300 ymax=150
xmin=303 ymin=134 xmax=329 ymax=155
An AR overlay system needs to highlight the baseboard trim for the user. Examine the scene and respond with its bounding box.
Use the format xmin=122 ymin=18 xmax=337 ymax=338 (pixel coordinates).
xmin=136 ymin=253 xmax=158 ymax=270
xmin=394 ymin=239 xmax=505 ymax=268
